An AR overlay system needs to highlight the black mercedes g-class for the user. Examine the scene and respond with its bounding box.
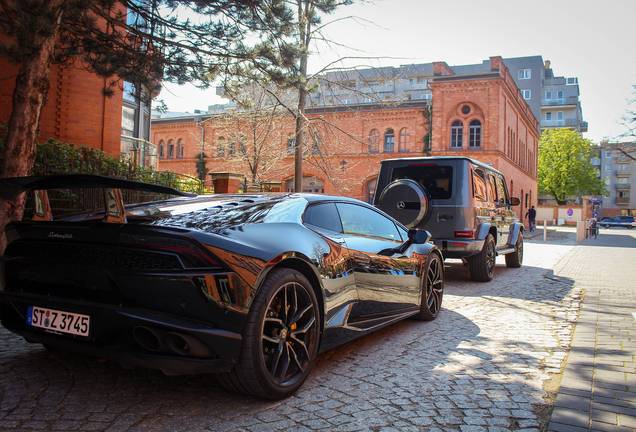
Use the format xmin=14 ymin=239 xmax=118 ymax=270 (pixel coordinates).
xmin=374 ymin=156 xmax=524 ymax=282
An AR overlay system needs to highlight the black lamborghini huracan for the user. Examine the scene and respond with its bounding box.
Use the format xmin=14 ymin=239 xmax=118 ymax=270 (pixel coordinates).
xmin=0 ymin=175 xmax=444 ymax=399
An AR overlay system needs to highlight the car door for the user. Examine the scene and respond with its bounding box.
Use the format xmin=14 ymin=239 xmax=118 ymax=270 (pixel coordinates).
xmin=495 ymin=174 xmax=516 ymax=245
xmin=334 ymin=202 xmax=421 ymax=318
xmin=303 ymin=202 xmax=358 ymax=324
xmin=486 ymin=172 xmax=511 ymax=248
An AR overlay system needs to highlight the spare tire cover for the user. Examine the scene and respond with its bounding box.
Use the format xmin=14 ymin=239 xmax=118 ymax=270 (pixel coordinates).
xmin=378 ymin=179 xmax=429 ymax=228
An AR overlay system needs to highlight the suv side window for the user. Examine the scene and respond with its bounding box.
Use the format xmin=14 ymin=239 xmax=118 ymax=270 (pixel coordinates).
xmin=487 ymin=173 xmax=498 ymax=205
xmin=472 ymin=167 xmax=487 ymax=202
xmin=496 ymin=176 xmax=509 ymax=206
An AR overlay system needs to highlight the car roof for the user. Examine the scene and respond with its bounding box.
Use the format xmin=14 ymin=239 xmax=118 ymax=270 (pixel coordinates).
xmin=379 ymin=156 xmax=503 ymax=175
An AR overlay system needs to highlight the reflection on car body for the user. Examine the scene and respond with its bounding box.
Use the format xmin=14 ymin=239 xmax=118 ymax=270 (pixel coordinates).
xmin=0 ymin=175 xmax=444 ymax=399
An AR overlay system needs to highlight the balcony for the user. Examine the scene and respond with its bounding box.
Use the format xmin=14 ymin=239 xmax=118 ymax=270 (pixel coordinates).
xmin=617 ymin=156 xmax=632 ymax=164
xmin=617 ymin=170 xmax=632 ymax=178
xmin=540 ymin=119 xmax=580 ymax=128
xmin=580 ymin=121 xmax=588 ymax=132
xmin=616 ymin=197 xmax=630 ymax=205
xmin=541 ymin=96 xmax=579 ymax=107
xmin=616 ymin=184 xmax=631 ymax=191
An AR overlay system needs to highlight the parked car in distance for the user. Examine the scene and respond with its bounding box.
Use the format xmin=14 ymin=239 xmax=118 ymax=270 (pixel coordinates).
xmin=0 ymin=175 xmax=444 ymax=400
xmin=599 ymin=215 xmax=635 ymax=229
xmin=374 ymin=156 xmax=524 ymax=282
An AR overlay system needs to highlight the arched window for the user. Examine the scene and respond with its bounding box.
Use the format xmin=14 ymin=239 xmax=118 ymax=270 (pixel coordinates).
xmin=158 ymin=140 xmax=165 ymax=159
xmin=369 ymin=129 xmax=379 ymax=153
xmin=217 ymin=137 xmax=225 ymax=157
xmin=450 ymin=120 xmax=463 ymax=148
xmin=177 ymin=139 xmax=184 ymax=158
xmin=384 ymin=129 xmax=395 ymax=152
xmin=287 ymin=136 xmax=295 ymax=155
xmin=469 ymin=120 xmax=481 ymax=148
xmin=228 ymin=141 xmax=236 ymax=157
xmin=399 ymin=128 xmax=410 ymax=152
xmin=167 ymin=139 xmax=175 ymax=158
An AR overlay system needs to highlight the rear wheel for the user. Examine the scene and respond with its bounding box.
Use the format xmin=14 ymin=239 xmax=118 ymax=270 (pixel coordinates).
xmin=469 ymin=234 xmax=496 ymax=282
xmin=505 ymin=231 xmax=523 ymax=268
xmin=414 ymin=252 xmax=444 ymax=321
xmin=216 ymin=268 xmax=319 ymax=399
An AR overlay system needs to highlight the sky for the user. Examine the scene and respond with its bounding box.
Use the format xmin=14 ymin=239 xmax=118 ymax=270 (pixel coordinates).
xmin=156 ymin=0 xmax=636 ymax=144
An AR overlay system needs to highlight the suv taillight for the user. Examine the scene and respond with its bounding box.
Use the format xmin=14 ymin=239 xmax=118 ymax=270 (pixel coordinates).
xmin=454 ymin=230 xmax=474 ymax=239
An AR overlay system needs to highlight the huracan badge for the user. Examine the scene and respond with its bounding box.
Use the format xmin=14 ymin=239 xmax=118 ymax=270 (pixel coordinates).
xmin=48 ymin=232 xmax=73 ymax=239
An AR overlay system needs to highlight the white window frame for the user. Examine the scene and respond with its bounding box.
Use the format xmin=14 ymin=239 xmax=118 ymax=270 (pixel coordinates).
xmin=546 ymin=112 xmax=552 ymax=120
xmin=545 ymin=91 xmax=552 ymax=99
xmin=566 ymin=78 xmax=578 ymax=85
xmin=557 ymin=111 xmax=563 ymax=120
xmin=518 ymin=69 xmax=531 ymax=79
xmin=521 ymin=90 xmax=531 ymax=100
xmin=606 ymin=151 xmax=613 ymax=158
xmin=421 ymin=94 xmax=432 ymax=100
xmin=557 ymin=90 xmax=564 ymax=99
xmin=605 ymin=165 xmax=612 ymax=171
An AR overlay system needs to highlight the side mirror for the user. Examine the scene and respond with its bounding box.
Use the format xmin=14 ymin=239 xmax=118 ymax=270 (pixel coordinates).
xmin=408 ymin=228 xmax=431 ymax=244
xmin=509 ymin=197 xmax=521 ymax=206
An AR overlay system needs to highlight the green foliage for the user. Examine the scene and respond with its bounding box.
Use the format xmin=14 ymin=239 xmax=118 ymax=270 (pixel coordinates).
xmin=538 ymin=129 xmax=606 ymax=204
xmin=421 ymin=107 xmax=432 ymax=156
xmin=0 ymin=124 xmax=203 ymax=194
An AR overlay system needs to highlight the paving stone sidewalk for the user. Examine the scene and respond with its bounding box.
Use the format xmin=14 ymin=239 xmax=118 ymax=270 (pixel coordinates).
xmin=548 ymin=228 xmax=636 ymax=432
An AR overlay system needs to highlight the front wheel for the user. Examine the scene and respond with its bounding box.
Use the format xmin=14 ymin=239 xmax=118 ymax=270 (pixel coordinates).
xmin=604 ymin=223 xmax=610 ymax=228
xmin=505 ymin=232 xmax=523 ymax=268
xmin=216 ymin=268 xmax=320 ymax=399
xmin=469 ymin=233 xmax=496 ymax=282
xmin=414 ymin=252 xmax=444 ymax=321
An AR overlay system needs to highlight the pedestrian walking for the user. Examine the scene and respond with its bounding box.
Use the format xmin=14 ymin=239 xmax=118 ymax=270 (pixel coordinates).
xmin=525 ymin=205 xmax=537 ymax=232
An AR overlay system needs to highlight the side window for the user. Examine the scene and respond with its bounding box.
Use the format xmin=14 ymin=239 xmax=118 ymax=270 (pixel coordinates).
xmin=304 ymin=203 xmax=342 ymax=233
xmin=496 ymin=176 xmax=509 ymax=206
xmin=472 ymin=168 xmax=487 ymax=202
xmin=336 ymin=203 xmax=403 ymax=242
xmin=487 ymin=173 xmax=498 ymax=204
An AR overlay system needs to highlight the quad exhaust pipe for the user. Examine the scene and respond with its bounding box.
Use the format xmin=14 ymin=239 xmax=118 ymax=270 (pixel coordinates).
xmin=132 ymin=326 xmax=214 ymax=358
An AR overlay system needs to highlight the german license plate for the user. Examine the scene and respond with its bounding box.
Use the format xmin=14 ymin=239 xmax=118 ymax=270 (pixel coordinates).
xmin=27 ymin=306 xmax=90 ymax=337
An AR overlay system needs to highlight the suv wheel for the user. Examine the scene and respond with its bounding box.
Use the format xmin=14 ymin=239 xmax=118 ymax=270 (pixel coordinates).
xmin=469 ymin=234 xmax=496 ymax=282
xmin=505 ymin=231 xmax=523 ymax=268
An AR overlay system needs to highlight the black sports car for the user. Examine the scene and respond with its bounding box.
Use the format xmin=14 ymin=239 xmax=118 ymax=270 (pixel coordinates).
xmin=0 ymin=175 xmax=444 ymax=399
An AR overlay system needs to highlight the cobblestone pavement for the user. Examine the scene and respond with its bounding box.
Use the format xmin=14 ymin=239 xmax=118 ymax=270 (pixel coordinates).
xmin=1 ymin=228 xmax=582 ymax=431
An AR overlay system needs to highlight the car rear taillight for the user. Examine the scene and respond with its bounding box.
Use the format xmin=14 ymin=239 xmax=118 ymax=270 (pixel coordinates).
xmin=121 ymin=234 xmax=218 ymax=267
xmin=454 ymin=230 xmax=474 ymax=239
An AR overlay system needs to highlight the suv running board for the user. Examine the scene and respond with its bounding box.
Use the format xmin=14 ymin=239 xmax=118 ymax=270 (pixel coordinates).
xmin=496 ymin=246 xmax=516 ymax=256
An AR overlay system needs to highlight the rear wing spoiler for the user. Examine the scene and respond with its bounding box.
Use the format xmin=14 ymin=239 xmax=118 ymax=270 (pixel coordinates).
xmin=0 ymin=174 xmax=197 ymax=223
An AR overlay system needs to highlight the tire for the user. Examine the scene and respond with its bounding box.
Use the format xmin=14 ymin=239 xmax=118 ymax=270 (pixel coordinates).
xmin=469 ymin=233 xmax=496 ymax=282
xmin=377 ymin=179 xmax=430 ymax=228
xmin=216 ymin=268 xmax=320 ymax=399
xmin=627 ymin=225 xmax=633 ymax=230
xmin=505 ymin=231 xmax=523 ymax=268
xmin=414 ymin=252 xmax=444 ymax=321
xmin=604 ymin=223 xmax=610 ymax=228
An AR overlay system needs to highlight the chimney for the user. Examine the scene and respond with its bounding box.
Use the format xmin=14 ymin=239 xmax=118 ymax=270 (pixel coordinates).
xmin=545 ymin=60 xmax=551 ymax=69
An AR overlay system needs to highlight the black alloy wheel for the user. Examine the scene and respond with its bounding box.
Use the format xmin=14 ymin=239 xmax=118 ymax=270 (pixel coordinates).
xmin=469 ymin=233 xmax=496 ymax=282
xmin=414 ymin=252 xmax=444 ymax=321
xmin=216 ymin=268 xmax=319 ymax=399
xmin=505 ymin=231 xmax=523 ymax=268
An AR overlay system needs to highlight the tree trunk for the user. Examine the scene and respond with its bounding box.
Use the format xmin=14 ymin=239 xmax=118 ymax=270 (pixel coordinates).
xmin=0 ymin=1 xmax=63 ymax=253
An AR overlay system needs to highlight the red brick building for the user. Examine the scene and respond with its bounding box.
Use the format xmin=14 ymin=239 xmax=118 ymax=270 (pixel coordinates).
xmin=152 ymin=56 xmax=540 ymax=219
xmin=0 ymin=7 xmax=152 ymax=162
xmin=0 ymin=61 xmax=124 ymax=156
